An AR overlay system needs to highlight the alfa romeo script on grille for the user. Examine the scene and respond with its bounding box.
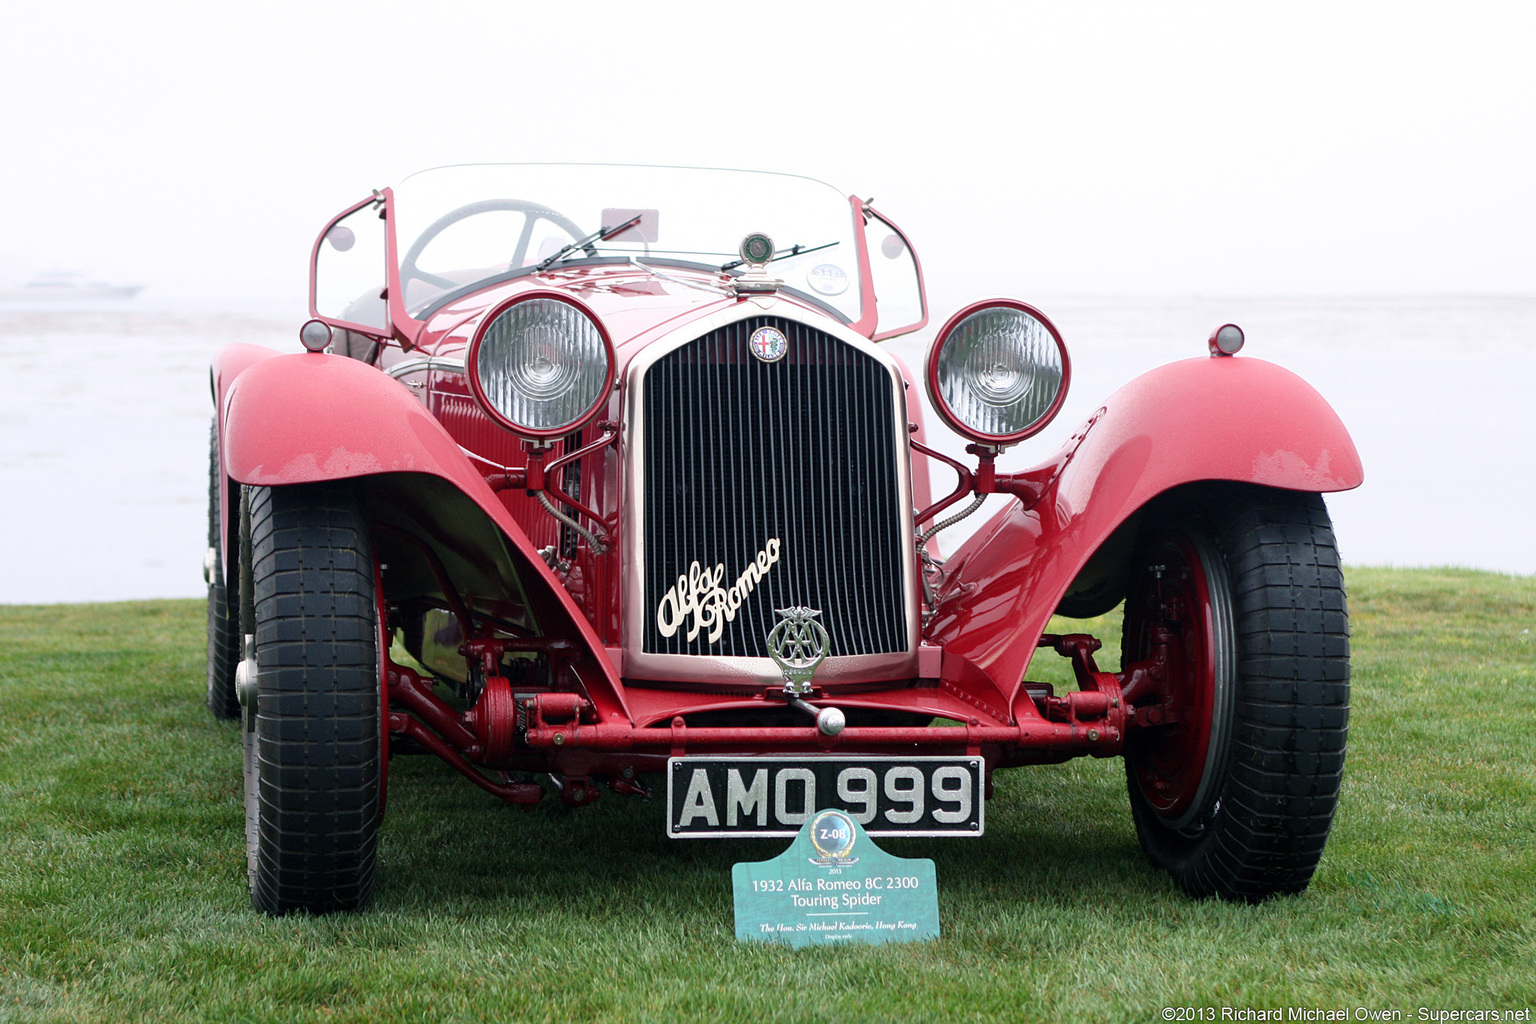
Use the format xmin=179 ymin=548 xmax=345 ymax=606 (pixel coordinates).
xmin=667 ymin=756 xmax=985 ymax=838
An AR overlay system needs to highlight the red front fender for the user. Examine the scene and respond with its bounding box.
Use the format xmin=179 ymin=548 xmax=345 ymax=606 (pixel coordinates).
xmin=928 ymin=355 xmax=1362 ymax=711
xmin=219 ymin=350 xmax=627 ymax=718
xmin=223 ymin=352 xmax=473 ymax=485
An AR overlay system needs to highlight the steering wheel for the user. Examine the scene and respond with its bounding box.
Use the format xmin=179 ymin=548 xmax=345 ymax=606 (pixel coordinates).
xmin=399 ymin=198 xmax=594 ymax=296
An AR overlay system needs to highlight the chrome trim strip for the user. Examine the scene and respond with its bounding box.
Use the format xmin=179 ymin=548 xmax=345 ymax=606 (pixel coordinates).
xmin=628 ymin=258 xmax=733 ymax=296
xmin=622 ymin=298 xmax=919 ymax=686
xmin=386 ymin=355 xmax=465 ymax=379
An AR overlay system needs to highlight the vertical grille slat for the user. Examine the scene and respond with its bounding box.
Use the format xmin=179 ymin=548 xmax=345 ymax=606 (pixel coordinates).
xmin=641 ymin=317 xmax=907 ymax=659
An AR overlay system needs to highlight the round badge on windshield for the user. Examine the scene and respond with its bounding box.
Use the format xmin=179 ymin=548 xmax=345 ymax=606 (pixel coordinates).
xmin=806 ymin=264 xmax=849 ymax=296
xmin=749 ymin=325 xmax=788 ymax=363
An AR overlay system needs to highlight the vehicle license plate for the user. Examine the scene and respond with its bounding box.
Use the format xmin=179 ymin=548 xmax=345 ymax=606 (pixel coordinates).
xmin=666 ymin=756 xmax=985 ymax=838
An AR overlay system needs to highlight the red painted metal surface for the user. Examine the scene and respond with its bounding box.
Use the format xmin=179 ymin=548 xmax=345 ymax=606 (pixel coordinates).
xmin=224 ymin=351 xmax=478 ymax=485
xmin=518 ymin=719 xmax=1123 ymax=757
xmin=412 ymin=263 xmax=828 ymax=371
xmin=617 ymin=679 xmax=1008 ymax=731
xmin=927 ymin=355 xmax=1362 ymax=714
xmin=213 ymin=343 xmax=281 ymax=413
xmin=911 ymin=438 xmax=978 ymax=528
xmin=210 ymin=342 xmax=281 ymax=566
xmin=220 ymin=349 xmax=629 ymax=721
xmin=231 ymin=168 xmax=1364 ymax=809
xmin=218 ymin=322 xmax=1358 ymax=781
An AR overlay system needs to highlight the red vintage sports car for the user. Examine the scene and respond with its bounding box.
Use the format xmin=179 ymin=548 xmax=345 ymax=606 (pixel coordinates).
xmin=206 ymin=164 xmax=1362 ymax=914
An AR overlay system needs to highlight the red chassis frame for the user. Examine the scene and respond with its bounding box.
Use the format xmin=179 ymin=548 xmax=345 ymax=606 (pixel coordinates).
xmin=216 ymin=331 xmax=1362 ymax=807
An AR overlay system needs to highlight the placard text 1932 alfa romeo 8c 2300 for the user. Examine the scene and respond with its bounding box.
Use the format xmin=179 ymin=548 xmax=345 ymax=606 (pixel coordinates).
xmin=205 ymin=164 xmax=1362 ymax=915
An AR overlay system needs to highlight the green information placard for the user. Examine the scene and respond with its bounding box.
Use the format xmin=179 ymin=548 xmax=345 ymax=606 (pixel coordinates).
xmin=732 ymin=809 xmax=939 ymax=948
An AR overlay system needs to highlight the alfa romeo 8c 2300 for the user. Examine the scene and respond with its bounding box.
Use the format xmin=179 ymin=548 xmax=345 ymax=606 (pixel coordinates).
xmin=205 ymin=164 xmax=1362 ymax=914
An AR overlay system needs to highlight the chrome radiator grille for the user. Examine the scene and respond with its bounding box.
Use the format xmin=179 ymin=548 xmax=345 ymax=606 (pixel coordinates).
xmin=640 ymin=317 xmax=909 ymax=659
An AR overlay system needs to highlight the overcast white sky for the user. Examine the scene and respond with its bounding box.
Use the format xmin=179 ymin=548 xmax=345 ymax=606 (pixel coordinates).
xmin=2 ymin=0 xmax=1535 ymax=599
xmin=4 ymin=0 xmax=1533 ymax=311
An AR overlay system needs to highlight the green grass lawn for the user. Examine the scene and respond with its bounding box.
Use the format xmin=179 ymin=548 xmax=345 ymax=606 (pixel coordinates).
xmin=1 ymin=569 xmax=1532 ymax=1023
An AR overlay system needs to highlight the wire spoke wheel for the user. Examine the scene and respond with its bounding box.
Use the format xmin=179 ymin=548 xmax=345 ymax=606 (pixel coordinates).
xmin=1122 ymin=488 xmax=1351 ymax=901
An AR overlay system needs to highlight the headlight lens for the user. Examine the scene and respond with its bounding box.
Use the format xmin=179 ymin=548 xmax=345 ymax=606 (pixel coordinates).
xmin=469 ymin=295 xmax=614 ymax=438
xmin=926 ymin=300 xmax=1069 ymax=447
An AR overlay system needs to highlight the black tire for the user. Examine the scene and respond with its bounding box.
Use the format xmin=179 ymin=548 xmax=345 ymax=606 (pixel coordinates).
xmin=1121 ymin=488 xmax=1349 ymax=901
xmin=243 ymin=482 xmax=382 ymax=915
xmin=206 ymin=420 xmax=241 ymax=719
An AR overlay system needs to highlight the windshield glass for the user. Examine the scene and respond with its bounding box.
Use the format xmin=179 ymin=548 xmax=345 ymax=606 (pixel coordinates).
xmin=392 ymin=164 xmax=862 ymax=320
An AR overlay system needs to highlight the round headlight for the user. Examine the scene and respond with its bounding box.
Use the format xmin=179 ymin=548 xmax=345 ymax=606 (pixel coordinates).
xmin=468 ymin=294 xmax=615 ymax=439
xmin=925 ymin=299 xmax=1070 ymax=448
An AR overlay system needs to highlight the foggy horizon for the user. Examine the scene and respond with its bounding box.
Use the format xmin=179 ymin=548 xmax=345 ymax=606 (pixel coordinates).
xmin=4 ymin=1 xmax=1532 ymax=308
xmin=3 ymin=0 xmax=1534 ymax=600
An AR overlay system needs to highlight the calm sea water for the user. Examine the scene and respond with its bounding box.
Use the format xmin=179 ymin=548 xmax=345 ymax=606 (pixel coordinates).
xmin=2 ymin=295 xmax=1531 ymax=604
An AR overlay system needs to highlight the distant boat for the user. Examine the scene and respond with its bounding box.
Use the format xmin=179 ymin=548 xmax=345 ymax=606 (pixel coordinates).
xmin=0 ymin=271 xmax=143 ymax=303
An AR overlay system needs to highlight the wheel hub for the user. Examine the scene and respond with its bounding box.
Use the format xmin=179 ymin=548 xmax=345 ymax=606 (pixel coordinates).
xmin=1124 ymin=533 xmax=1235 ymax=831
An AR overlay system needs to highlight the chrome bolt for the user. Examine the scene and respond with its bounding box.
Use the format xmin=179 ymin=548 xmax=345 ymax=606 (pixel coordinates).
xmin=816 ymin=707 xmax=846 ymax=737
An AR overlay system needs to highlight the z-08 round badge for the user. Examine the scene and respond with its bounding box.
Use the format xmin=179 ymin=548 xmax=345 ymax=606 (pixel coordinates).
xmin=809 ymin=809 xmax=858 ymax=862
xmin=749 ymin=325 xmax=788 ymax=363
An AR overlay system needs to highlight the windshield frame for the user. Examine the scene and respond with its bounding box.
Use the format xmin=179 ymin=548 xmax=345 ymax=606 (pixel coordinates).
xmin=393 ymin=165 xmax=870 ymax=338
xmin=308 ymin=191 xmax=394 ymax=341
xmin=304 ymin=165 xmax=927 ymax=349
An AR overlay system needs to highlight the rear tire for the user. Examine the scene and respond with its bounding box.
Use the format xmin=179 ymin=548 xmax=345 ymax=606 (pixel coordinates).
xmin=1122 ymin=489 xmax=1349 ymax=901
xmin=244 ymin=483 xmax=382 ymax=915
xmin=206 ymin=421 xmax=240 ymax=719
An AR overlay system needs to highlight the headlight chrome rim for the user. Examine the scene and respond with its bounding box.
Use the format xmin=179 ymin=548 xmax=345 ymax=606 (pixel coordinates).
xmin=467 ymin=292 xmax=616 ymax=439
xmin=925 ymin=299 xmax=1071 ymax=448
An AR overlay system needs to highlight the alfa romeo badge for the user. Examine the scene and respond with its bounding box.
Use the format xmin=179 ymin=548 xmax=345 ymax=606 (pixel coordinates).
xmin=749 ymin=325 xmax=788 ymax=363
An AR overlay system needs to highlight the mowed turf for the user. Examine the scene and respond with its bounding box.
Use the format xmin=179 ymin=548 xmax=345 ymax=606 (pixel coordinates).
xmin=1 ymin=569 xmax=1532 ymax=1023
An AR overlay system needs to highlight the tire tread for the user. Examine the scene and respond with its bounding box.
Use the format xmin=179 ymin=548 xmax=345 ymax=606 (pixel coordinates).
xmin=1127 ymin=488 xmax=1350 ymax=901
xmin=247 ymin=483 xmax=380 ymax=915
